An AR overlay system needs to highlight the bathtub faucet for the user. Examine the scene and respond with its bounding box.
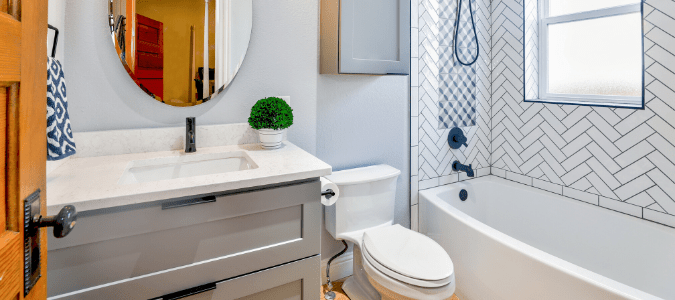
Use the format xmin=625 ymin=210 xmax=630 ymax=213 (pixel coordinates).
xmin=453 ymin=161 xmax=474 ymax=177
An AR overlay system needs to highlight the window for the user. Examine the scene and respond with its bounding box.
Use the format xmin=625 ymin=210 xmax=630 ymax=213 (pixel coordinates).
xmin=525 ymin=0 xmax=644 ymax=108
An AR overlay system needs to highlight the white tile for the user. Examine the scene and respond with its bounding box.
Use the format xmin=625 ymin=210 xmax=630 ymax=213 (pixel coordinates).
xmin=646 ymin=169 xmax=675 ymax=213
xmin=647 ymin=203 xmax=666 ymax=213
xmin=411 ymin=58 xmax=419 ymax=87
xmin=613 ymin=141 xmax=655 ymax=168
xmin=560 ymin=163 xmax=592 ymax=186
xmin=613 ymin=158 xmax=655 ymax=185
xmin=643 ymin=208 xmax=675 ymax=228
xmin=533 ymin=178 xmax=563 ymax=195
xmin=420 ymin=161 xmax=438 ymax=179
xmin=625 ymin=191 xmax=656 ymax=207
xmin=646 ymin=185 xmax=675 ymax=215
xmin=506 ymin=171 xmax=533 ymax=186
xmin=615 ymin=174 xmax=655 ymax=201
xmin=584 ymin=173 xmax=619 ymax=200
xmin=571 ymin=178 xmax=595 ymax=193
xmin=411 ymin=28 xmax=419 ymax=58
xmin=476 ymin=167 xmax=491 ymax=177
xmin=586 ymin=127 xmax=621 ymax=157
xmin=614 ymin=125 xmax=656 ymax=153
xmin=561 ymin=148 xmax=592 ymax=172
xmin=585 ymin=112 xmax=621 ymax=142
xmin=563 ymin=187 xmax=600 ymax=205
xmin=411 ymin=117 xmax=419 ymax=146
xmin=419 ymin=177 xmax=439 ymax=190
xmin=411 ymin=204 xmax=419 ymax=232
xmin=599 ymin=197 xmax=642 ymax=218
xmin=411 ymin=146 xmax=419 ymax=176
xmin=411 ymin=0 xmax=419 ymax=28
xmin=411 ymin=176 xmax=419 ymax=205
xmin=561 ymin=133 xmax=592 ymax=157
xmin=440 ymin=174 xmax=459 ymax=185
xmin=584 ymin=157 xmax=621 ymax=189
xmin=411 ymin=87 xmax=419 ymax=117
xmin=491 ymin=167 xmax=506 ymax=178
xmin=561 ymin=118 xmax=592 ymax=143
xmin=488 ymin=1 xmax=675 ymax=230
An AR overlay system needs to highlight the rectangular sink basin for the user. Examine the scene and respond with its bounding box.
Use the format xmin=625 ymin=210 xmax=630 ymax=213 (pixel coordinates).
xmin=118 ymin=151 xmax=258 ymax=185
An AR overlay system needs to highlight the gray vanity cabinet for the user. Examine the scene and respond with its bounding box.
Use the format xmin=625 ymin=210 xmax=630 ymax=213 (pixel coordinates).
xmin=320 ymin=0 xmax=410 ymax=75
xmin=47 ymin=179 xmax=321 ymax=300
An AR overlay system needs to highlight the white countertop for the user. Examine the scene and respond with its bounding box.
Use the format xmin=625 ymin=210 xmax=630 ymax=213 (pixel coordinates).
xmin=47 ymin=141 xmax=332 ymax=215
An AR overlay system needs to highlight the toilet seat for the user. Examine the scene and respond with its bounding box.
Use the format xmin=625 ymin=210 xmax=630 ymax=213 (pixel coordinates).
xmin=361 ymin=225 xmax=454 ymax=288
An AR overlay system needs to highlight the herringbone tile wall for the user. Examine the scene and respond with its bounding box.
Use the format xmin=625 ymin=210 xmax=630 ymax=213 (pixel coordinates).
xmin=411 ymin=0 xmax=492 ymax=230
xmin=412 ymin=0 xmax=675 ymax=229
xmin=491 ymin=0 xmax=675 ymax=227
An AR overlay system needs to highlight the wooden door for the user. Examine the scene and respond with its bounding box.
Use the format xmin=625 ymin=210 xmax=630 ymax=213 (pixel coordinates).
xmin=135 ymin=14 xmax=164 ymax=100
xmin=0 ymin=0 xmax=49 ymax=299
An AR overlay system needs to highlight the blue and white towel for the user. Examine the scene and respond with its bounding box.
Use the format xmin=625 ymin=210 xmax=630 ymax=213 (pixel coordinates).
xmin=47 ymin=57 xmax=76 ymax=160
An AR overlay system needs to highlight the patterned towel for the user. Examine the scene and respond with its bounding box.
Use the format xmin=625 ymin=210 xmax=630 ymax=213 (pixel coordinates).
xmin=47 ymin=57 xmax=76 ymax=160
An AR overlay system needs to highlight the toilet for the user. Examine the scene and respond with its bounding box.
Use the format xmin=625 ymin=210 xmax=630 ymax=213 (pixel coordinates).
xmin=325 ymin=165 xmax=456 ymax=300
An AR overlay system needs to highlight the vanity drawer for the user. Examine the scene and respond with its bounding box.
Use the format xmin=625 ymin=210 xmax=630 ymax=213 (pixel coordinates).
xmin=50 ymin=255 xmax=320 ymax=300
xmin=47 ymin=179 xmax=321 ymax=298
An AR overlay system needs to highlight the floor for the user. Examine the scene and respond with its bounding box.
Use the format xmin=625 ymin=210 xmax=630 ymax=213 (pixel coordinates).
xmin=320 ymin=278 xmax=460 ymax=300
xmin=320 ymin=280 xmax=349 ymax=300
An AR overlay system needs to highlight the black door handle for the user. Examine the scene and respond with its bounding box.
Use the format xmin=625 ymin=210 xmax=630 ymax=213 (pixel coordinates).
xmin=32 ymin=205 xmax=77 ymax=238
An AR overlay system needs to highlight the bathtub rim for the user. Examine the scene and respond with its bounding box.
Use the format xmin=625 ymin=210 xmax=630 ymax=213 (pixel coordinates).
xmin=419 ymin=175 xmax=663 ymax=300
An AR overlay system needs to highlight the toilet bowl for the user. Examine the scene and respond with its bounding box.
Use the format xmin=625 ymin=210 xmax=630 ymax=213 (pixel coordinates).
xmin=324 ymin=165 xmax=455 ymax=300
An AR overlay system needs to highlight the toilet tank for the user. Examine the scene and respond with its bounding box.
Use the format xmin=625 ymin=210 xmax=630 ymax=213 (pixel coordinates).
xmin=324 ymin=165 xmax=401 ymax=240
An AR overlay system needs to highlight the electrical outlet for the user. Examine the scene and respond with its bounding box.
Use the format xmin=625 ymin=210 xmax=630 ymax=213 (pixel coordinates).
xmin=277 ymin=96 xmax=291 ymax=105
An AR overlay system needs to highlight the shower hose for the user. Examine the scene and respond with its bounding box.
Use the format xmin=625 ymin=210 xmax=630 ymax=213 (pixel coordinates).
xmin=454 ymin=0 xmax=480 ymax=66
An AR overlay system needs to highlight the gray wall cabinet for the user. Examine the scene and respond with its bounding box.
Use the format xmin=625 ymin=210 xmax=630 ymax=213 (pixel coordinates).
xmin=320 ymin=0 xmax=410 ymax=75
xmin=47 ymin=179 xmax=321 ymax=300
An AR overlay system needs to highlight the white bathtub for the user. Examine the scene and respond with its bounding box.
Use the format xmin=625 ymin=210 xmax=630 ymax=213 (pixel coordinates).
xmin=419 ymin=176 xmax=675 ymax=300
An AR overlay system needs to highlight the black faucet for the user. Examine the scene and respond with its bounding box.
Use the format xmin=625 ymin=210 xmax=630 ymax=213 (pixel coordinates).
xmin=452 ymin=161 xmax=474 ymax=177
xmin=186 ymin=117 xmax=196 ymax=153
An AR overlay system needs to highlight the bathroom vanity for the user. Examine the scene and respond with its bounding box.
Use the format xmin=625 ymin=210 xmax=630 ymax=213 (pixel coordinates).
xmin=46 ymin=137 xmax=331 ymax=299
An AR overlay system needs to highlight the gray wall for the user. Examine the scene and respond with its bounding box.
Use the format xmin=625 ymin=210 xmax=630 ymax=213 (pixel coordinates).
xmin=317 ymin=75 xmax=411 ymax=257
xmin=61 ymin=0 xmax=411 ymax=260
xmin=48 ymin=0 xmax=66 ymax=62
xmin=64 ymin=0 xmax=318 ymax=154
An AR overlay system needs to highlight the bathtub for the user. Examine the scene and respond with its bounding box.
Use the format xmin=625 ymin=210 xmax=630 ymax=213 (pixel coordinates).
xmin=419 ymin=176 xmax=675 ymax=300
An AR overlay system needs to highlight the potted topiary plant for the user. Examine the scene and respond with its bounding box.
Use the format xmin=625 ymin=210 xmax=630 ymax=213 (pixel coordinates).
xmin=248 ymin=97 xmax=294 ymax=149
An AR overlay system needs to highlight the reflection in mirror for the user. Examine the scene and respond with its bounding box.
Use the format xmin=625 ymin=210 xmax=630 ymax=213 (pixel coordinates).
xmin=108 ymin=0 xmax=252 ymax=107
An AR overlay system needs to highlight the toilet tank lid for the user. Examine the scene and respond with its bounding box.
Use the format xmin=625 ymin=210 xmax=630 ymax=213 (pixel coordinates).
xmin=326 ymin=165 xmax=401 ymax=186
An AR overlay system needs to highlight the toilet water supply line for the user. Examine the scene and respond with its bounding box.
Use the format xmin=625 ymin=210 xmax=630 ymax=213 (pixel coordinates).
xmin=324 ymin=240 xmax=349 ymax=299
xmin=454 ymin=0 xmax=479 ymax=66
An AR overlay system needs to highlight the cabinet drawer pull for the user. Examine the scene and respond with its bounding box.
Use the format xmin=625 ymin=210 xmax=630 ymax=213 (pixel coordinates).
xmin=162 ymin=196 xmax=217 ymax=210
xmin=159 ymin=282 xmax=216 ymax=300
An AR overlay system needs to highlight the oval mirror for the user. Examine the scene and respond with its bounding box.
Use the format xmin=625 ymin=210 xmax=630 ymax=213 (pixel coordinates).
xmin=108 ymin=0 xmax=252 ymax=107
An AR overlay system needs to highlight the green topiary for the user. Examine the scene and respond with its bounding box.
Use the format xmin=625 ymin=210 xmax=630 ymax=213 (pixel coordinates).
xmin=248 ymin=97 xmax=294 ymax=130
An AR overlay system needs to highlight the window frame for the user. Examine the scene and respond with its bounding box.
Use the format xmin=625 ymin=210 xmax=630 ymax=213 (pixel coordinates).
xmin=531 ymin=1 xmax=644 ymax=109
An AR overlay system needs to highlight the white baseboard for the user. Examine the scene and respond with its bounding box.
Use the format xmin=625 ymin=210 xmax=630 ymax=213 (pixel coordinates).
xmin=320 ymin=252 xmax=354 ymax=284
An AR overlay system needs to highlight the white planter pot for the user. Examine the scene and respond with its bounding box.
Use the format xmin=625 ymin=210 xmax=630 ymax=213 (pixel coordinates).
xmin=258 ymin=129 xmax=285 ymax=149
